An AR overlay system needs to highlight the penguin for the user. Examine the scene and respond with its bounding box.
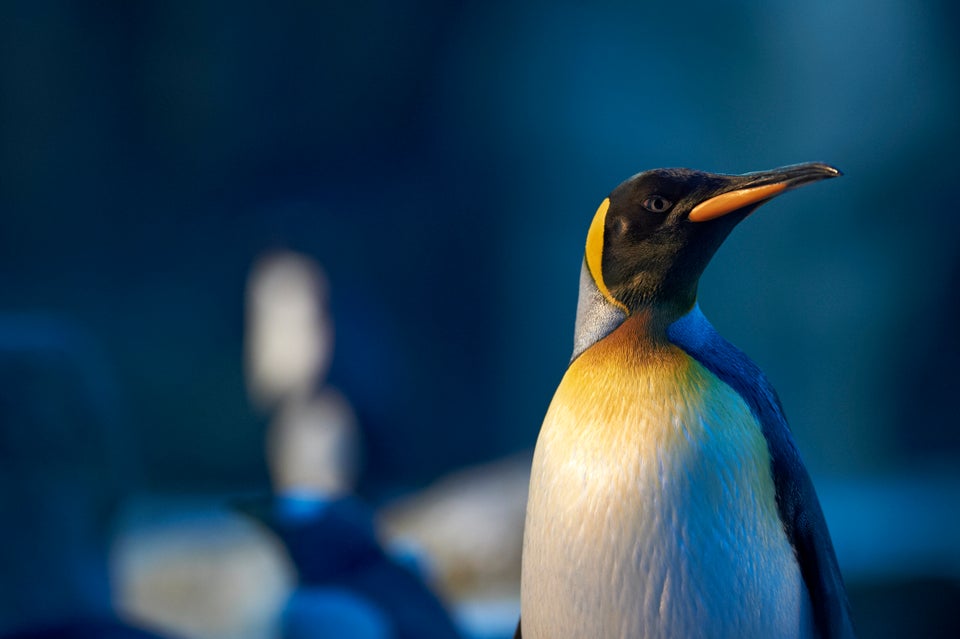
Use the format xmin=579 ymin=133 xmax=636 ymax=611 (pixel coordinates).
xmin=516 ymin=163 xmax=855 ymax=639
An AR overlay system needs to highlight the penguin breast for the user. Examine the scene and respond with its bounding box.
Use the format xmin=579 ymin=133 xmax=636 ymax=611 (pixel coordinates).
xmin=520 ymin=335 xmax=813 ymax=639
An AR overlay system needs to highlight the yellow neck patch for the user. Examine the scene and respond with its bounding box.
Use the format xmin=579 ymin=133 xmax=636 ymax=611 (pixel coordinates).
xmin=585 ymin=198 xmax=627 ymax=312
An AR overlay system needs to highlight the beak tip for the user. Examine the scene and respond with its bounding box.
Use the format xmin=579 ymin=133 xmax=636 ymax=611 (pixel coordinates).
xmin=816 ymin=163 xmax=843 ymax=178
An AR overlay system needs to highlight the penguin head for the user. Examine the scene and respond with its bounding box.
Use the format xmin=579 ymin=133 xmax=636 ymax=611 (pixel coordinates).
xmin=572 ymin=162 xmax=840 ymax=357
xmin=586 ymin=162 xmax=841 ymax=314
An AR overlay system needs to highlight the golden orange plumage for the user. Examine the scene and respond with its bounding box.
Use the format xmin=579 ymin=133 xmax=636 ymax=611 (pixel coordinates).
xmin=520 ymin=313 xmax=811 ymax=638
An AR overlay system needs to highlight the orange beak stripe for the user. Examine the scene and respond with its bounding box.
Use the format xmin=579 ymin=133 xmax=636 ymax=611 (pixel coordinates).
xmin=688 ymin=182 xmax=789 ymax=223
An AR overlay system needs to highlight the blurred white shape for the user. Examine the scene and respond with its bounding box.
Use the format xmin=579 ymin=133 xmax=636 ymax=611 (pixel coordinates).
xmin=452 ymin=594 xmax=521 ymax=639
xmin=380 ymin=454 xmax=530 ymax=601
xmin=112 ymin=502 xmax=294 ymax=639
xmin=267 ymin=389 xmax=360 ymax=496
xmin=246 ymin=251 xmax=333 ymax=410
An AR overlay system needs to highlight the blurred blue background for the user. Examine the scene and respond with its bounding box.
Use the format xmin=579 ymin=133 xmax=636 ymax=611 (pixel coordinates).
xmin=2 ymin=1 xmax=959 ymax=638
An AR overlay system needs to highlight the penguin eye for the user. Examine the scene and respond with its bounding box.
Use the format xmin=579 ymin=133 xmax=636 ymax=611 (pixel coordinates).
xmin=641 ymin=195 xmax=672 ymax=213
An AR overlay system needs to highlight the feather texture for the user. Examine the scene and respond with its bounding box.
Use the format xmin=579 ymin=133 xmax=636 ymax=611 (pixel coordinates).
xmin=521 ymin=313 xmax=813 ymax=639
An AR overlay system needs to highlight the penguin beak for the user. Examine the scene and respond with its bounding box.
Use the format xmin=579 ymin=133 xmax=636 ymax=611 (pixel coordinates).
xmin=688 ymin=162 xmax=842 ymax=223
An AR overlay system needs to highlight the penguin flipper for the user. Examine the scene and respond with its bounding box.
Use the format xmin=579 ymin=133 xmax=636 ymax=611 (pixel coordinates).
xmin=764 ymin=429 xmax=857 ymax=639
xmin=667 ymin=305 xmax=856 ymax=638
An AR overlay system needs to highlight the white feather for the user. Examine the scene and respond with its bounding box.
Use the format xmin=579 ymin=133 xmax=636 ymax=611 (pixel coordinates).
xmin=520 ymin=337 xmax=813 ymax=639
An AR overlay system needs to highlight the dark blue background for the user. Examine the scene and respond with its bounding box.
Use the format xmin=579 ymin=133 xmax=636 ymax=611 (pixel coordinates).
xmin=2 ymin=1 xmax=959 ymax=636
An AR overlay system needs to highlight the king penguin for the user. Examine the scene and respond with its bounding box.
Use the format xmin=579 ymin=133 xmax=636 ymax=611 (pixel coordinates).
xmin=516 ymin=163 xmax=856 ymax=639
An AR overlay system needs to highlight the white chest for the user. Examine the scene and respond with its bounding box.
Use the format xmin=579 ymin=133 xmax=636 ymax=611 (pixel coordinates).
xmin=520 ymin=348 xmax=812 ymax=639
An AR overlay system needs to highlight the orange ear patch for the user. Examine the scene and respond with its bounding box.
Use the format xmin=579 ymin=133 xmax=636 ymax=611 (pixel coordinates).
xmin=585 ymin=198 xmax=627 ymax=312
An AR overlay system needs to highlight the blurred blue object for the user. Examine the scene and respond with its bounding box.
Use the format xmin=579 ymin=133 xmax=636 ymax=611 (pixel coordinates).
xmin=0 ymin=618 xmax=173 ymax=639
xmin=0 ymin=316 xmax=168 ymax=638
xmin=284 ymin=589 xmax=391 ymax=639
xmin=240 ymin=493 xmax=462 ymax=639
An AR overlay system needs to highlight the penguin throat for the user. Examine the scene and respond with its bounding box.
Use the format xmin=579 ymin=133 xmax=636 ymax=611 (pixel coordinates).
xmin=611 ymin=269 xmax=700 ymax=321
xmin=612 ymin=307 xmax=693 ymax=355
xmin=572 ymin=262 xmax=695 ymax=360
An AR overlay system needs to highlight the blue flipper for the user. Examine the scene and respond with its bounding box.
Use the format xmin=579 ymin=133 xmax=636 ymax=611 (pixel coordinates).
xmin=668 ymin=305 xmax=856 ymax=639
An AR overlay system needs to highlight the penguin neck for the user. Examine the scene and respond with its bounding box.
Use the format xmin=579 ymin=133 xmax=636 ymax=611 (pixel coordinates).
xmin=619 ymin=303 xmax=691 ymax=347
xmin=572 ymin=260 xmax=695 ymax=359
